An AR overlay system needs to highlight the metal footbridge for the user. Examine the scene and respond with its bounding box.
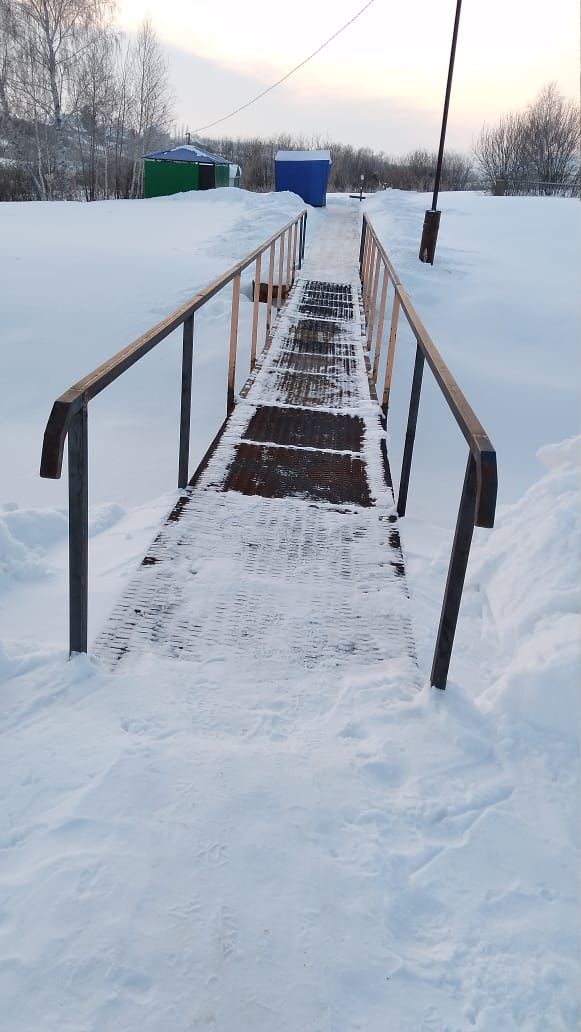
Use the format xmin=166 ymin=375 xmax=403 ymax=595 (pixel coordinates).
xmin=41 ymin=203 xmax=496 ymax=689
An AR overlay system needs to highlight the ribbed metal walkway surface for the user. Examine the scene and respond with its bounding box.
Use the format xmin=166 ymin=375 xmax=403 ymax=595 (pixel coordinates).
xmin=95 ymin=207 xmax=417 ymax=681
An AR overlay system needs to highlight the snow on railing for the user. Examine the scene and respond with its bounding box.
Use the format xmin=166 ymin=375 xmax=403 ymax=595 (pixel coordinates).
xmin=40 ymin=210 xmax=308 ymax=656
xmin=360 ymin=214 xmax=498 ymax=689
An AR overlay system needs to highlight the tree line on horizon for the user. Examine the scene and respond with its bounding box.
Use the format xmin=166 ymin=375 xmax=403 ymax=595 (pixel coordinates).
xmin=0 ymin=0 xmax=578 ymax=202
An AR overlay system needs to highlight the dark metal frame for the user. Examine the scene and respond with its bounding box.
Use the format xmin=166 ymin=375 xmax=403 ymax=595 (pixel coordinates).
xmin=360 ymin=214 xmax=497 ymax=689
xmin=41 ymin=210 xmax=308 ymax=656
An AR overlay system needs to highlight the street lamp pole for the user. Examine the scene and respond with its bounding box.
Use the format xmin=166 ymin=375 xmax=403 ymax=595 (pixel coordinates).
xmin=419 ymin=0 xmax=463 ymax=264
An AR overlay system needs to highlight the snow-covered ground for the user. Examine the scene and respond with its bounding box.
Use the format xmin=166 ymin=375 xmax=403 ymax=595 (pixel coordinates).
xmin=0 ymin=189 xmax=579 ymax=1030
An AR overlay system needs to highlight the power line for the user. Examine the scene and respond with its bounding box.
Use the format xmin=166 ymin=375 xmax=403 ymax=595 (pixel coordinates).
xmin=191 ymin=0 xmax=378 ymax=135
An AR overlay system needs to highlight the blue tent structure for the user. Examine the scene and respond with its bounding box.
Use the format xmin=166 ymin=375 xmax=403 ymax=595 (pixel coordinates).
xmin=274 ymin=150 xmax=332 ymax=207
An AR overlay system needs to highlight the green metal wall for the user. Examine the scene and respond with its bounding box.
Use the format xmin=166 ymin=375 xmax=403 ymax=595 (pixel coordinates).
xmin=144 ymin=159 xmax=230 ymax=197
xmin=144 ymin=160 xmax=199 ymax=198
xmin=214 ymin=164 xmax=230 ymax=188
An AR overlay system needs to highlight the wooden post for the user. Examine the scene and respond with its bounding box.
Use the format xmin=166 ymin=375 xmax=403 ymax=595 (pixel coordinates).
xmin=265 ymin=242 xmax=276 ymax=342
xmin=227 ymin=272 xmax=241 ymax=415
xmin=382 ymin=291 xmax=400 ymax=410
xmin=285 ymin=226 xmax=292 ymax=291
xmin=372 ymin=268 xmax=389 ymax=383
xmin=366 ymin=249 xmax=382 ymax=350
xmin=250 ymin=254 xmax=261 ymax=369
xmin=277 ymin=233 xmax=285 ymax=312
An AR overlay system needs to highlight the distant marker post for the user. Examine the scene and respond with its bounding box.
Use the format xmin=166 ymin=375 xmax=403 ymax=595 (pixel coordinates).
xmin=419 ymin=0 xmax=463 ymax=265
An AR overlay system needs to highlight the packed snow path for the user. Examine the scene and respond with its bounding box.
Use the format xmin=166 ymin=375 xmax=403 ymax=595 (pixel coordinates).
xmin=95 ymin=205 xmax=417 ymax=681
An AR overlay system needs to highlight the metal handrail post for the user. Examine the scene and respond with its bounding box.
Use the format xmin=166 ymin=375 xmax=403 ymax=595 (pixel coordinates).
xmin=301 ymin=212 xmax=307 ymax=264
xmin=178 ymin=314 xmax=194 ymax=488
xmin=431 ymin=453 xmax=477 ymax=688
xmin=359 ymin=217 xmax=367 ymax=277
xmin=68 ymin=403 xmax=88 ymax=655
xmin=397 ymin=343 xmax=425 ymax=516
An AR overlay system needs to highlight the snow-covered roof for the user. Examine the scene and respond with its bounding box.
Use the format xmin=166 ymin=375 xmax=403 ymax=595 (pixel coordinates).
xmin=275 ymin=149 xmax=331 ymax=163
xmin=144 ymin=145 xmax=229 ymax=165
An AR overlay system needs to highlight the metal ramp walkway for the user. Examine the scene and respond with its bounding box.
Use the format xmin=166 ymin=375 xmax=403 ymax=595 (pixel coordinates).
xmin=41 ymin=201 xmax=495 ymax=689
xmin=93 ymin=207 xmax=417 ymax=680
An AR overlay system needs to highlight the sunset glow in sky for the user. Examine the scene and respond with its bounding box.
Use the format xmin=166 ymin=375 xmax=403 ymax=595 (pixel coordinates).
xmin=117 ymin=0 xmax=579 ymax=150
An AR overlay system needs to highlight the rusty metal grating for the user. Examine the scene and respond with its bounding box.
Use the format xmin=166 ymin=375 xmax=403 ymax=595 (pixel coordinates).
xmin=93 ymin=264 xmax=416 ymax=681
xmin=243 ymin=406 xmax=364 ymax=452
xmin=302 ymin=281 xmax=353 ymax=300
xmin=94 ymin=493 xmax=415 ymax=674
xmin=223 ymin=443 xmax=372 ymax=506
xmin=262 ymin=369 xmax=360 ymax=408
xmin=297 ymin=280 xmax=354 ymax=321
xmin=274 ymin=351 xmax=358 ymax=376
xmin=280 ymin=334 xmax=356 ymax=358
xmin=287 ymin=319 xmax=342 ymax=344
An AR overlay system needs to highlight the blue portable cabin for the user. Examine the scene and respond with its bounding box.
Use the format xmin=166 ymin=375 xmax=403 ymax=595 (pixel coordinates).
xmin=274 ymin=149 xmax=331 ymax=207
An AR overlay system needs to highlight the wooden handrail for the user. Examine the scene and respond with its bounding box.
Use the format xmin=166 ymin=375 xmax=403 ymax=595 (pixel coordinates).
xmin=360 ymin=213 xmax=497 ymax=688
xmin=41 ymin=210 xmax=307 ymax=481
xmin=361 ymin=214 xmax=497 ymax=529
xmin=40 ymin=208 xmax=307 ymax=656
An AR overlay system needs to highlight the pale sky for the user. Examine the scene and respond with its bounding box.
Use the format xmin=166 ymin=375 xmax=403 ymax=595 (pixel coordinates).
xmin=117 ymin=0 xmax=579 ymax=152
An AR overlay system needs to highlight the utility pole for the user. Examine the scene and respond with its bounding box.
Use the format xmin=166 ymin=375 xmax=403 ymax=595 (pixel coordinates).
xmin=419 ymin=0 xmax=463 ymax=264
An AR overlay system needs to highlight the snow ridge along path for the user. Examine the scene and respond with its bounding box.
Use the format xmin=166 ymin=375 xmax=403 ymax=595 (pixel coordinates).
xmin=95 ymin=203 xmax=417 ymax=682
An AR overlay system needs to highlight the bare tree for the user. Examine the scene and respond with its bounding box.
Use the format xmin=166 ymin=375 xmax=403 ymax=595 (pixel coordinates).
xmin=127 ymin=16 xmax=172 ymax=198
xmin=474 ymin=84 xmax=580 ymax=194
xmin=72 ymin=26 xmax=118 ymax=199
xmin=6 ymin=0 xmax=113 ymax=194
xmin=523 ymin=83 xmax=580 ymax=192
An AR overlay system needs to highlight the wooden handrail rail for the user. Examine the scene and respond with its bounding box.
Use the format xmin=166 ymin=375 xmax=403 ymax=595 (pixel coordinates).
xmin=40 ymin=210 xmax=307 ymax=481
xmin=361 ymin=213 xmax=497 ymax=529
xmin=359 ymin=212 xmax=497 ymax=688
xmin=40 ymin=208 xmax=307 ymax=656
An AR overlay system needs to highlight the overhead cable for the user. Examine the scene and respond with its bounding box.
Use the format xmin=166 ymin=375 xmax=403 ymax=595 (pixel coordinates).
xmin=191 ymin=0 xmax=377 ymax=135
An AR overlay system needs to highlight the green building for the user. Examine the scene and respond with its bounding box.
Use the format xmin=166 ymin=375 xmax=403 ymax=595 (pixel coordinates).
xmin=143 ymin=144 xmax=232 ymax=198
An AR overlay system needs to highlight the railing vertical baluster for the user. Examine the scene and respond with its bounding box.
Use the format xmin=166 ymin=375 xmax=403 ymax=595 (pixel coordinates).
xmin=297 ymin=218 xmax=303 ymax=270
xmin=300 ymin=212 xmax=307 ymax=264
xmin=250 ymin=254 xmax=261 ymax=369
xmin=68 ymin=402 xmax=88 ymax=655
xmin=359 ymin=216 xmax=367 ymax=277
xmin=382 ymin=291 xmax=400 ymax=411
xmin=366 ymin=249 xmax=382 ymax=350
xmin=431 ymin=454 xmax=477 ymax=689
xmin=265 ymin=241 xmax=276 ymax=342
xmin=360 ymin=229 xmax=369 ymax=298
xmin=372 ymin=266 xmax=389 ymax=383
xmin=397 ymin=342 xmax=424 ymax=516
xmin=227 ymin=272 xmax=241 ymax=415
xmin=292 ymin=221 xmax=298 ymax=281
xmin=285 ymin=226 xmax=292 ymax=290
xmin=178 ymin=314 xmax=194 ymax=488
xmin=363 ymin=236 xmax=374 ymax=313
xmin=277 ymin=232 xmax=285 ymax=311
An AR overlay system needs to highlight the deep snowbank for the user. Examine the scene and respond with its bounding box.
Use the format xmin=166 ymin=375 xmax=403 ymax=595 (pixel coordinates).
xmin=469 ymin=435 xmax=580 ymax=739
xmin=0 ymin=435 xmax=578 ymax=1031
xmin=363 ymin=189 xmax=580 ymax=520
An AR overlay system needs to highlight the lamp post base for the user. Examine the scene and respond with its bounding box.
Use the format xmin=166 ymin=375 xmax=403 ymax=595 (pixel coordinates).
xmin=419 ymin=209 xmax=441 ymax=264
